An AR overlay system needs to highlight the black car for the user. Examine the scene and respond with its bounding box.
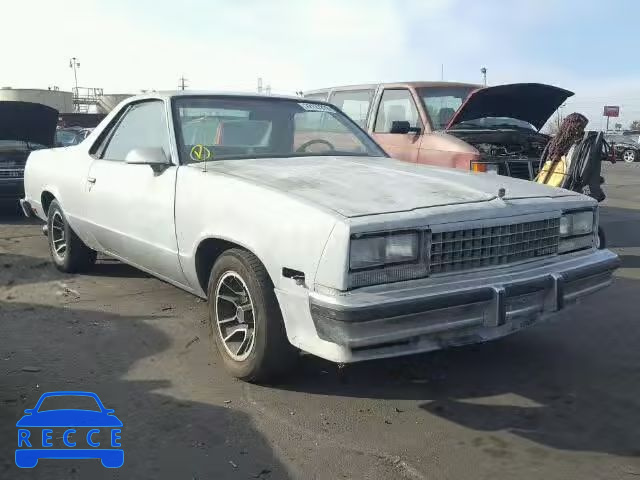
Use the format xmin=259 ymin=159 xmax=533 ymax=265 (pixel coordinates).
xmin=605 ymin=134 xmax=640 ymax=163
xmin=0 ymin=102 xmax=58 ymax=202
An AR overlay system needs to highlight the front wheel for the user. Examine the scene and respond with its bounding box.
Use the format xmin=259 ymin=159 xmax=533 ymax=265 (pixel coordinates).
xmin=47 ymin=199 xmax=97 ymax=273
xmin=207 ymin=249 xmax=296 ymax=383
xmin=623 ymin=149 xmax=637 ymax=163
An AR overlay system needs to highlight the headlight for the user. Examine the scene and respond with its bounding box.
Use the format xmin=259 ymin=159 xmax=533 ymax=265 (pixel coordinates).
xmin=560 ymin=211 xmax=594 ymax=237
xmin=558 ymin=210 xmax=595 ymax=253
xmin=350 ymin=232 xmax=419 ymax=270
xmin=471 ymin=162 xmax=499 ymax=174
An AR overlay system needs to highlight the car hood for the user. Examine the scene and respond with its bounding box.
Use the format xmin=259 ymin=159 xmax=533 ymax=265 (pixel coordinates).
xmin=612 ymin=141 xmax=639 ymax=148
xmin=209 ymin=156 xmax=580 ymax=218
xmin=16 ymin=410 xmax=123 ymax=427
xmin=446 ymin=83 xmax=574 ymax=131
xmin=0 ymin=101 xmax=59 ymax=146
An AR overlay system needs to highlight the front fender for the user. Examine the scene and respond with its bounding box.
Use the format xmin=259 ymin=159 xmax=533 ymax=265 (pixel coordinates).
xmin=175 ymin=167 xmax=339 ymax=297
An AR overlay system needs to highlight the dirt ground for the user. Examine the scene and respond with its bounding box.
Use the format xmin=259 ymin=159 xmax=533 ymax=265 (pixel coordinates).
xmin=1 ymin=162 xmax=640 ymax=480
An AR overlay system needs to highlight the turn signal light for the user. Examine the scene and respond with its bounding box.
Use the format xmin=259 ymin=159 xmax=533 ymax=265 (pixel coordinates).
xmin=471 ymin=163 xmax=487 ymax=172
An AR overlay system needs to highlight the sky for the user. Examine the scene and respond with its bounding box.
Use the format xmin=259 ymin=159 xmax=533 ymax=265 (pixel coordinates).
xmin=2 ymin=0 xmax=639 ymax=129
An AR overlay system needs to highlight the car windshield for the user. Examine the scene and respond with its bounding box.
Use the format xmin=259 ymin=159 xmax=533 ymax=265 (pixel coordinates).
xmin=173 ymin=96 xmax=386 ymax=163
xmin=55 ymin=129 xmax=83 ymax=147
xmin=417 ymin=86 xmax=476 ymax=130
xmin=606 ymin=135 xmax=638 ymax=145
xmin=37 ymin=395 xmax=102 ymax=412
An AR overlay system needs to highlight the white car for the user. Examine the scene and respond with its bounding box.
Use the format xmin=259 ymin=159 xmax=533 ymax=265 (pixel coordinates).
xmin=21 ymin=92 xmax=619 ymax=382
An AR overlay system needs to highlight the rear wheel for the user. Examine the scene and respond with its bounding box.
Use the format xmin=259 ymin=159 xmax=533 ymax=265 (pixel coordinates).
xmin=47 ymin=200 xmax=97 ymax=273
xmin=623 ymin=149 xmax=637 ymax=163
xmin=207 ymin=248 xmax=296 ymax=382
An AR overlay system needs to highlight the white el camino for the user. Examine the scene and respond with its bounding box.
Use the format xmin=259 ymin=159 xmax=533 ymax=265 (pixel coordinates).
xmin=21 ymin=92 xmax=619 ymax=382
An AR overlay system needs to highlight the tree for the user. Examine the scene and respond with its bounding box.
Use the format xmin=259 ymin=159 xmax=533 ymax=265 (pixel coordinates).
xmin=630 ymin=120 xmax=640 ymax=131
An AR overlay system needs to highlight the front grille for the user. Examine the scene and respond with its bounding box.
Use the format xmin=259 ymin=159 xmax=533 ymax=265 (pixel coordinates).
xmin=429 ymin=218 xmax=560 ymax=274
xmin=496 ymin=159 xmax=540 ymax=180
xmin=0 ymin=169 xmax=24 ymax=178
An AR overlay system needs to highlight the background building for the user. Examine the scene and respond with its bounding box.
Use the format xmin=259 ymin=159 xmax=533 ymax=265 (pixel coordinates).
xmin=0 ymin=87 xmax=74 ymax=113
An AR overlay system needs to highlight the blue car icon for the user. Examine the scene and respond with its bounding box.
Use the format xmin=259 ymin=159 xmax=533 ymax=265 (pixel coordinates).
xmin=15 ymin=391 xmax=123 ymax=468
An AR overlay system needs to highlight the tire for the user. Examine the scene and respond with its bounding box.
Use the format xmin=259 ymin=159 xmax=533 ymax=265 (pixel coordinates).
xmin=623 ymin=149 xmax=637 ymax=163
xmin=47 ymin=199 xmax=97 ymax=273
xmin=597 ymin=226 xmax=606 ymax=250
xmin=207 ymin=248 xmax=296 ymax=382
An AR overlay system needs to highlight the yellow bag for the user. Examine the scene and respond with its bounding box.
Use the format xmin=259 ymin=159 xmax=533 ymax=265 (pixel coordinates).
xmin=536 ymin=155 xmax=568 ymax=187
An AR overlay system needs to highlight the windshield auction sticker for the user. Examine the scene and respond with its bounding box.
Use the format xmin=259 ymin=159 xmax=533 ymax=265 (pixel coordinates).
xmin=298 ymin=102 xmax=336 ymax=113
xmin=190 ymin=144 xmax=212 ymax=162
xmin=15 ymin=391 xmax=124 ymax=468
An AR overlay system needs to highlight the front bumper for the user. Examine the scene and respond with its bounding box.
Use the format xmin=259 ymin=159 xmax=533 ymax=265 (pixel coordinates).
xmin=306 ymin=249 xmax=619 ymax=362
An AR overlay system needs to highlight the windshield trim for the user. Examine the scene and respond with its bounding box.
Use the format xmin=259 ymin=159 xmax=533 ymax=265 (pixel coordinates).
xmin=171 ymin=95 xmax=388 ymax=165
xmin=187 ymin=151 xmax=385 ymax=163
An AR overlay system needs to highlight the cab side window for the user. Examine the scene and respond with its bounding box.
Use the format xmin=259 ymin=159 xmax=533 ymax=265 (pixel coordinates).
xmin=102 ymin=101 xmax=170 ymax=161
xmin=329 ymin=89 xmax=374 ymax=128
xmin=373 ymin=89 xmax=420 ymax=133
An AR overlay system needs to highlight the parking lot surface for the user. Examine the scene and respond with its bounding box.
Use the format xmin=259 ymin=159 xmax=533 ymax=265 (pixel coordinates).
xmin=1 ymin=163 xmax=640 ymax=479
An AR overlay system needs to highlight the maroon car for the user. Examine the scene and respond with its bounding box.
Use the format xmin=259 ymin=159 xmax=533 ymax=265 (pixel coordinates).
xmin=304 ymin=82 xmax=573 ymax=180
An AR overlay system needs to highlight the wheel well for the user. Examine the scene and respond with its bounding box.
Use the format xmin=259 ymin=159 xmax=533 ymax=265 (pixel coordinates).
xmin=195 ymin=238 xmax=249 ymax=293
xmin=41 ymin=191 xmax=55 ymax=216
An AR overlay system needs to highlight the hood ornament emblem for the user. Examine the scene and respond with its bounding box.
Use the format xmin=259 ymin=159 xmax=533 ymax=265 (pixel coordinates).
xmin=498 ymin=187 xmax=506 ymax=199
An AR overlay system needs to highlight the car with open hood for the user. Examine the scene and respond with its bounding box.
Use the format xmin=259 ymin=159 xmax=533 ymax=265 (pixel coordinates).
xmin=0 ymin=101 xmax=58 ymax=201
xmin=305 ymin=82 xmax=573 ymax=180
xmin=21 ymin=92 xmax=618 ymax=382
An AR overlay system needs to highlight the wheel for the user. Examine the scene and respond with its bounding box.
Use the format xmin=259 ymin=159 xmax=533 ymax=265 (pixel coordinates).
xmin=14 ymin=450 xmax=38 ymax=468
xmin=100 ymin=450 xmax=124 ymax=468
xmin=207 ymin=248 xmax=296 ymax=382
xmin=47 ymin=199 xmax=97 ymax=273
xmin=597 ymin=226 xmax=606 ymax=249
xmin=623 ymin=149 xmax=637 ymax=163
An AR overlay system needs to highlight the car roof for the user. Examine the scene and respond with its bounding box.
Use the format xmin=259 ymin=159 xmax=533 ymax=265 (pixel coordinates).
xmin=124 ymin=90 xmax=307 ymax=103
xmin=304 ymin=81 xmax=481 ymax=95
xmin=37 ymin=391 xmax=100 ymax=398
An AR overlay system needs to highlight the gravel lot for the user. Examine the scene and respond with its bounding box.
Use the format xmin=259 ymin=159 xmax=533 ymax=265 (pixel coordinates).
xmin=1 ymin=162 xmax=639 ymax=479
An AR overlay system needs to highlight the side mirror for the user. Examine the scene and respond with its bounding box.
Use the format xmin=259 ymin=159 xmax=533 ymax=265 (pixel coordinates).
xmin=23 ymin=409 xmax=34 ymax=415
xmin=125 ymin=147 xmax=169 ymax=166
xmin=390 ymin=121 xmax=421 ymax=135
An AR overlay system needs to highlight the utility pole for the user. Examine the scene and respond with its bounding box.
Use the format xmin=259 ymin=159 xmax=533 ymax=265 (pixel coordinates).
xmin=69 ymin=57 xmax=80 ymax=111
xmin=480 ymin=67 xmax=487 ymax=86
xmin=441 ymin=64 xmax=444 ymax=81
xmin=178 ymin=76 xmax=188 ymax=91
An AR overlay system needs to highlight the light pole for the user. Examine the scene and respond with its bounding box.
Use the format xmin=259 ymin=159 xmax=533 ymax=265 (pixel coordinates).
xmin=480 ymin=67 xmax=487 ymax=86
xmin=69 ymin=57 xmax=80 ymax=102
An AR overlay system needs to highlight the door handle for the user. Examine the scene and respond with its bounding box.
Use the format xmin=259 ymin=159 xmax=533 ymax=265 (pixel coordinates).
xmin=87 ymin=177 xmax=96 ymax=184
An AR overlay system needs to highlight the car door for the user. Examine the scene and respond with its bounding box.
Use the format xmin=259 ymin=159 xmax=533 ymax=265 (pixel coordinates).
xmin=85 ymin=100 xmax=187 ymax=285
xmin=370 ymin=88 xmax=423 ymax=163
